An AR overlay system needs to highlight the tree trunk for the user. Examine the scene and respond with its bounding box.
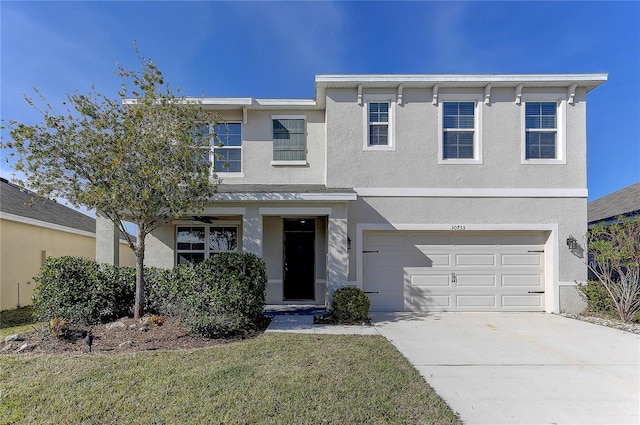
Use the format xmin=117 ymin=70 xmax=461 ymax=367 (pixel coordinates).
xmin=133 ymin=231 xmax=146 ymax=320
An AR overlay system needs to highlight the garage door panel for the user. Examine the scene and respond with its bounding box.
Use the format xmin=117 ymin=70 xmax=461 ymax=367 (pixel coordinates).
xmin=502 ymin=274 xmax=542 ymax=287
xmin=456 ymin=253 xmax=496 ymax=267
xmin=456 ymin=274 xmax=496 ymax=287
xmin=364 ymin=231 xmax=546 ymax=312
xmin=456 ymin=295 xmax=497 ymax=307
xmin=410 ymin=274 xmax=451 ymax=287
xmin=502 ymin=253 xmax=542 ymax=266
xmin=502 ymin=294 xmax=544 ymax=308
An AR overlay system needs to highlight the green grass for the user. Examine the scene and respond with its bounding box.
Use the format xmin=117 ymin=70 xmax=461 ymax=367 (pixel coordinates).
xmin=0 ymin=333 xmax=460 ymax=424
xmin=0 ymin=307 xmax=39 ymax=338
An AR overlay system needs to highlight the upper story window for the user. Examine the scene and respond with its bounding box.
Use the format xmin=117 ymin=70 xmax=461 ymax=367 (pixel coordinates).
xmin=176 ymin=225 xmax=238 ymax=265
xmin=272 ymin=115 xmax=306 ymax=165
xmin=521 ymin=94 xmax=566 ymax=164
xmin=438 ymin=95 xmax=483 ymax=164
xmin=363 ymin=94 xmax=396 ymax=150
xmin=212 ymin=122 xmax=242 ymax=173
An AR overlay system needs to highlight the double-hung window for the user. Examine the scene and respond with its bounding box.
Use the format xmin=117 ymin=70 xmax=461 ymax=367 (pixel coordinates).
xmin=176 ymin=225 xmax=238 ymax=264
xmin=272 ymin=116 xmax=306 ymax=165
xmin=212 ymin=122 xmax=242 ymax=173
xmin=438 ymin=95 xmax=482 ymax=164
xmin=363 ymin=94 xmax=395 ymax=150
xmin=521 ymin=94 xmax=566 ymax=164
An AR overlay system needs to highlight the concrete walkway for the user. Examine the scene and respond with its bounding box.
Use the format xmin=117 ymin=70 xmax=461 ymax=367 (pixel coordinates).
xmin=266 ymin=311 xmax=640 ymax=424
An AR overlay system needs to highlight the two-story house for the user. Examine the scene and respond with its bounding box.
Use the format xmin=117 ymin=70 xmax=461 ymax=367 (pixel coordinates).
xmin=97 ymin=73 xmax=607 ymax=314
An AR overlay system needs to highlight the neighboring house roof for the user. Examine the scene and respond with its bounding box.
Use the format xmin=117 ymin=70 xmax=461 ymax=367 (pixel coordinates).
xmin=588 ymin=182 xmax=640 ymax=224
xmin=0 ymin=177 xmax=95 ymax=234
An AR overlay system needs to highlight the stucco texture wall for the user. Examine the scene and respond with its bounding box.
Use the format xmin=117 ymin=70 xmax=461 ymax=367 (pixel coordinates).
xmin=325 ymin=87 xmax=587 ymax=190
xmin=0 ymin=220 xmax=136 ymax=310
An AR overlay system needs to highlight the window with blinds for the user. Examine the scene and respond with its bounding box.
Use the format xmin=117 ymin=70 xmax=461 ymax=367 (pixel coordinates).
xmin=368 ymin=101 xmax=389 ymax=146
xmin=273 ymin=118 xmax=306 ymax=161
xmin=525 ymin=102 xmax=557 ymax=159
xmin=212 ymin=122 xmax=242 ymax=173
xmin=443 ymin=102 xmax=475 ymax=159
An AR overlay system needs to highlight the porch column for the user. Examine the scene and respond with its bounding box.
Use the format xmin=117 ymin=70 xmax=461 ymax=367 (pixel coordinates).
xmin=327 ymin=203 xmax=349 ymax=304
xmin=242 ymin=207 xmax=263 ymax=257
xmin=95 ymin=211 xmax=119 ymax=266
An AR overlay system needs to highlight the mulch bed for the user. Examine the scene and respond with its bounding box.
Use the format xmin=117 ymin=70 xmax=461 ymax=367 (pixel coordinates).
xmin=1 ymin=316 xmax=271 ymax=356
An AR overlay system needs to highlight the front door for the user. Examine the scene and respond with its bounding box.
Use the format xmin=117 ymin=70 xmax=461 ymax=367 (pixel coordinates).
xmin=283 ymin=219 xmax=315 ymax=300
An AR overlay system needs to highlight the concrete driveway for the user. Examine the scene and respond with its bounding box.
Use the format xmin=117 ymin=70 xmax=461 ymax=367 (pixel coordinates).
xmin=372 ymin=312 xmax=640 ymax=425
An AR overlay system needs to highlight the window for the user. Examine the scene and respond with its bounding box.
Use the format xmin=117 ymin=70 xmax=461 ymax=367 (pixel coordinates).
xmin=272 ymin=116 xmax=306 ymax=164
xmin=521 ymin=94 xmax=566 ymax=164
xmin=443 ymin=102 xmax=475 ymax=159
xmin=212 ymin=122 xmax=242 ymax=173
xmin=363 ymin=94 xmax=395 ymax=150
xmin=368 ymin=102 xmax=389 ymax=146
xmin=438 ymin=95 xmax=482 ymax=164
xmin=176 ymin=225 xmax=238 ymax=264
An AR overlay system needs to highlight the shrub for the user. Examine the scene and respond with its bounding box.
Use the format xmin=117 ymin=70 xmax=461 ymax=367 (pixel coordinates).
xmin=329 ymin=287 xmax=370 ymax=322
xmin=32 ymin=256 xmax=135 ymax=324
xmin=578 ymin=280 xmax=614 ymax=313
xmin=181 ymin=252 xmax=267 ymax=337
xmin=145 ymin=264 xmax=196 ymax=317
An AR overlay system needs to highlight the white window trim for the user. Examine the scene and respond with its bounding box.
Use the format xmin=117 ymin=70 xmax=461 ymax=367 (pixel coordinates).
xmin=271 ymin=114 xmax=308 ymax=165
xmin=212 ymin=121 xmax=243 ymax=175
xmin=363 ymin=94 xmax=396 ymax=151
xmin=438 ymin=94 xmax=483 ymax=164
xmin=175 ymin=222 xmax=240 ymax=263
xmin=521 ymin=93 xmax=567 ymax=165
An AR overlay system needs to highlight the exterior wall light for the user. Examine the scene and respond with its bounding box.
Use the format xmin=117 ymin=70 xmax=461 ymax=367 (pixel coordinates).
xmin=566 ymin=237 xmax=578 ymax=250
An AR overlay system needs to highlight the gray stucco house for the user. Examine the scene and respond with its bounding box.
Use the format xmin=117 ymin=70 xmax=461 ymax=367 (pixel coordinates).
xmin=97 ymin=73 xmax=607 ymax=313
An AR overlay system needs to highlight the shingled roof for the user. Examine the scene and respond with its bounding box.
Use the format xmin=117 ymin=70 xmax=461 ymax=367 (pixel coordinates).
xmin=588 ymin=182 xmax=640 ymax=224
xmin=0 ymin=177 xmax=96 ymax=234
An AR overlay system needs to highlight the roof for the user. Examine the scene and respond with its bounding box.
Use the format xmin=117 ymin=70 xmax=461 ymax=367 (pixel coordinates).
xmin=0 ymin=177 xmax=96 ymax=234
xmin=588 ymin=182 xmax=640 ymax=224
xmin=131 ymin=73 xmax=608 ymax=111
xmin=213 ymin=184 xmax=357 ymax=202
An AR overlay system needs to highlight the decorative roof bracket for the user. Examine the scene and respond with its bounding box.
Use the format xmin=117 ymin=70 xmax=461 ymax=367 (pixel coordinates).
xmin=568 ymin=83 xmax=577 ymax=105
xmin=432 ymin=84 xmax=439 ymax=106
xmin=357 ymin=84 xmax=363 ymax=106
xmin=515 ymin=84 xmax=524 ymax=105
xmin=242 ymin=106 xmax=248 ymax=125
xmin=397 ymin=84 xmax=404 ymax=106
xmin=484 ymin=84 xmax=492 ymax=105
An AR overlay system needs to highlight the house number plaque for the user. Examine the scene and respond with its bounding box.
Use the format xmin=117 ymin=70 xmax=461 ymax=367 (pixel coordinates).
xmin=451 ymin=225 xmax=466 ymax=231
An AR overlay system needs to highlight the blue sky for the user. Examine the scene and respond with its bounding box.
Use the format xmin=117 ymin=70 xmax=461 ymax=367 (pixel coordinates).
xmin=1 ymin=1 xmax=639 ymax=206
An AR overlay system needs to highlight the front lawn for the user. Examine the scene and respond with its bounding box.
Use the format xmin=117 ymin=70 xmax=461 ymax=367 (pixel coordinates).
xmin=0 ymin=333 xmax=460 ymax=424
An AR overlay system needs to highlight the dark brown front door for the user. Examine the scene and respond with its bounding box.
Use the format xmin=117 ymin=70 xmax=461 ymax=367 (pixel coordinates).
xmin=283 ymin=219 xmax=315 ymax=300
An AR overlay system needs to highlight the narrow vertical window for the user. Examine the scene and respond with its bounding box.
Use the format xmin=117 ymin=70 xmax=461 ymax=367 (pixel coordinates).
xmin=442 ymin=102 xmax=475 ymax=159
xmin=525 ymin=102 xmax=557 ymax=159
xmin=368 ymin=101 xmax=389 ymax=146
xmin=212 ymin=123 xmax=242 ymax=172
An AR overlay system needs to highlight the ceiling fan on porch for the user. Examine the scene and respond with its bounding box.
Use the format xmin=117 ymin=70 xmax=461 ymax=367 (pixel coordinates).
xmin=185 ymin=216 xmax=220 ymax=224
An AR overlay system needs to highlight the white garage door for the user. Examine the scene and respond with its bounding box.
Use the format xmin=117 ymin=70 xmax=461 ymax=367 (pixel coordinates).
xmin=363 ymin=231 xmax=546 ymax=312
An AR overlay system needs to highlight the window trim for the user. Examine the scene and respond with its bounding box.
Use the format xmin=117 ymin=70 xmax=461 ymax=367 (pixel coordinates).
xmin=175 ymin=222 xmax=240 ymax=265
xmin=271 ymin=114 xmax=307 ymax=165
xmin=211 ymin=121 xmax=243 ymax=176
xmin=521 ymin=93 xmax=567 ymax=165
xmin=363 ymin=94 xmax=396 ymax=151
xmin=438 ymin=94 xmax=483 ymax=165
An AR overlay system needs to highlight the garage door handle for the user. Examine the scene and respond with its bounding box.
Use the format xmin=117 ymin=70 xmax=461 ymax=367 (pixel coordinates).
xmin=527 ymin=291 xmax=545 ymax=294
xmin=364 ymin=291 xmax=379 ymax=294
xmin=528 ymin=250 xmax=544 ymax=253
xmin=363 ymin=250 xmax=379 ymax=253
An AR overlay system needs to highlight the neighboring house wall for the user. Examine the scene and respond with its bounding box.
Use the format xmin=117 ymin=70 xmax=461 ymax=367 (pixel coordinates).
xmin=0 ymin=217 xmax=135 ymax=310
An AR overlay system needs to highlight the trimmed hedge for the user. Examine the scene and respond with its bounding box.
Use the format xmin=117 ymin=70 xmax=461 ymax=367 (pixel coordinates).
xmin=34 ymin=253 xmax=267 ymax=336
xmin=329 ymin=286 xmax=370 ymax=322
xmin=32 ymin=256 xmax=135 ymax=325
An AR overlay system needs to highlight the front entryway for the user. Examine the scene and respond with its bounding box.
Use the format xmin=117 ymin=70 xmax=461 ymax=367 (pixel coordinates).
xmin=283 ymin=219 xmax=315 ymax=300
